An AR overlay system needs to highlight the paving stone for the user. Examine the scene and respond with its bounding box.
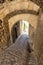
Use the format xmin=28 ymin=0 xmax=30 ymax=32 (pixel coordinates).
xmin=0 ymin=34 xmax=36 ymax=65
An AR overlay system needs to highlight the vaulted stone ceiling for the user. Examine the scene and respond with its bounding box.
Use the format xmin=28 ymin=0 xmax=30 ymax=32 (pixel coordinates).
xmin=0 ymin=0 xmax=43 ymax=11
xmin=0 ymin=0 xmax=43 ymax=7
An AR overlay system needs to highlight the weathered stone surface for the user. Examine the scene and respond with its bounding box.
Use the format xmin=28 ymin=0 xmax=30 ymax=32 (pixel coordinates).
xmin=34 ymin=12 xmax=43 ymax=65
xmin=0 ymin=34 xmax=37 ymax=65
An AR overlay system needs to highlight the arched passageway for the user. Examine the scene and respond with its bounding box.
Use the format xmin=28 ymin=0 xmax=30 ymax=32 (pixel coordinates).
xmin=1 ymin=0 xmax=39 ymax=45
xmin=0 ymin=0 xmax=43 ymax=65
xmin=0 ymin=0 xmax=40 ymax=51
xmin=11 ymin=20 xmax=29 ymax=43
xmin=11 ymin=19 xmax=34 ymax=44
xmin=0 ymin=0 xmax=40 ymax=57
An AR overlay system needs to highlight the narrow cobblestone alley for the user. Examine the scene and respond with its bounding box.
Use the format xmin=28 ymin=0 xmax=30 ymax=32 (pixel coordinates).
xmin=0 ymin=0 xmax=43 ymax=65
xmin=0 ymin=34 xmax=37 ymax=65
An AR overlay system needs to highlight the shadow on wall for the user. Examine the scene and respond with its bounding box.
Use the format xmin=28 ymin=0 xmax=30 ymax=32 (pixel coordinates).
xmin=11 ymin=21 xmax=20 ymax=43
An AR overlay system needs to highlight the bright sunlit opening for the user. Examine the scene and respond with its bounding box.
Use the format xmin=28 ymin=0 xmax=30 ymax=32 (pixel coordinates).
xmin=20 ymin=20 xmax=29 ymax=35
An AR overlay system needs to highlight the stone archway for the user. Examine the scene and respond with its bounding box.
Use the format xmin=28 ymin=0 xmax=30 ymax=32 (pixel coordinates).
xmin=2 ymin=0 xmax=40 ymax=47
xmin=8 ymin=14 xmax=38 ymax=43
xmin=3 ymin=1 xmax=40 ymax=45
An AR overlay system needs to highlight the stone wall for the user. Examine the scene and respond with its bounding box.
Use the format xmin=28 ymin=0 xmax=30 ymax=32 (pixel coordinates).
xmin=0 ymin=19 xmax=11 ymax=52
xmin=11 ymin=21 xmax=20 ymax=43
xmin=29 ymin=24 xmax=35 ymax=50
xmin=34 ymin=10 xmax=43 ymax=65
xmin=0 ymin=19 xmax=7 ymax=52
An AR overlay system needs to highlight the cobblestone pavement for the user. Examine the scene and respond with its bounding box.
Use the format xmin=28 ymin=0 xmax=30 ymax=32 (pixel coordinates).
xmin=0 ymin=34 xmax=37 ymax=65
xmin=27 ymin=52 xmax=38 ymax=65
